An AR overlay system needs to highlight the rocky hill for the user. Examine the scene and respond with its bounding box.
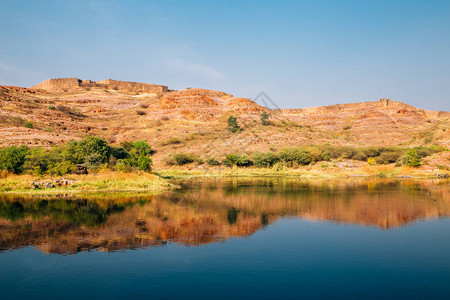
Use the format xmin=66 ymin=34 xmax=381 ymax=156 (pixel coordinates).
xmin=0 ymin=78 xmax=449 ymax=166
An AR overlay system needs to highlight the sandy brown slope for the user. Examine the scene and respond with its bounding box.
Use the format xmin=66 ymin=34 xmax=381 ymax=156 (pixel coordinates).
xmin=0 ymin=81 xmax=449 ymax=167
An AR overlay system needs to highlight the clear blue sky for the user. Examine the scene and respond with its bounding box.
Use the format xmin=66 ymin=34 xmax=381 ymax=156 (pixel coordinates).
xmin=1 ymin=0 xmax=449 ymax=110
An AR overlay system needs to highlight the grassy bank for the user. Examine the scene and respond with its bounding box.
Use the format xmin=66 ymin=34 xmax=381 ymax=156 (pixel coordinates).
xmin=1 ymin=161 xmax=448 ymax=195
xmin=0 ymin=171 xmax=178 ymax=194
xmin=155 ymin=163 xmax=450 ymax=179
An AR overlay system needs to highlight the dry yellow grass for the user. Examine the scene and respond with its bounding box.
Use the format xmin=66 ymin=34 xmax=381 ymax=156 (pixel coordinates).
xmin=0 ymin=171 xmax=177 ymax=194
xmin=156 ymin=163 xmax=449 ymax=179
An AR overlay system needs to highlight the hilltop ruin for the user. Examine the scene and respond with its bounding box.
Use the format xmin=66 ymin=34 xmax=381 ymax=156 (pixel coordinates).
xmin=31 ymin=78 xmax=168 ymax=93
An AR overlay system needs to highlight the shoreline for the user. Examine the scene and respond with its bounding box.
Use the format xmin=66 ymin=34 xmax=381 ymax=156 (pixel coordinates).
xmin=155 ymin=164 xmax=449 ymax=180
xmin=0 ymin=164 xmax=448 ymax=195
xmin=0 ymin=172 xmax=178 ymax=195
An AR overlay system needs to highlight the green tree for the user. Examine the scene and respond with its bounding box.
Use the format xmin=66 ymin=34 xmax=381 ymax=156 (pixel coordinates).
xmin=227 ymin=116 xmax=240 ymax=133
xmin=260 ymin=111 xmax=270 ymax=126
xmin=64 ymin=136 xmax=111 ymax=165
xmin=0 ymin=146 xmax=29 ymax=174
xmin=403 ymin=149 xmax=422 ymax=167
xmin=127 ymin=141 xmax=153 ymax=171
xmin=23 ymin=147 xmax=50 ymax=175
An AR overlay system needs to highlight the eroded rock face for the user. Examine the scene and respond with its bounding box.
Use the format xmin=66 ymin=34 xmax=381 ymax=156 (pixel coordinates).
xmin=156 ymin=89 xmax=268 ymax=121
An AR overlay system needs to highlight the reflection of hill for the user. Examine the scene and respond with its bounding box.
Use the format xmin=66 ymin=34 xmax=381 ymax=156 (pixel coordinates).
xmin=0 ymin=179 xmax=448 ymax=254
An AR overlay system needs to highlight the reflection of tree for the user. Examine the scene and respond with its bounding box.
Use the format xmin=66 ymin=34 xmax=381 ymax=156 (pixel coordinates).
xmin=227 ymin=207 xmax=239 ymax=225
xmin=0 ymin=198 xmax=137 ymax=227
xmin=0 ymin=179 xmax=448 ymax=254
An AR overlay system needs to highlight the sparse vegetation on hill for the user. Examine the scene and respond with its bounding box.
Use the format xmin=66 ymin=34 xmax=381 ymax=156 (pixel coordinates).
xmin=166 ymin=153 xmax=203 ymax=166
xmin=261 ymin=112 xmax=270 ymax=126
xmin=227 ymin=115 xmax=241 ymax=133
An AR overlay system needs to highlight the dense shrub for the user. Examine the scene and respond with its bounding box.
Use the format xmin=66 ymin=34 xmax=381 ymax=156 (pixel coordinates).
xmin=306 ymin=146 xmax=331 ymax=162
xmin=0 ymin=146 xmax=29 ymax=174
xmin=23 ymin=147 xmax=50 ymax=175
xmin=403 ymin=149 xmax=422 ymax=167
xmin=167 ymin=153 xmax=196 ymax=165
xmin=279 ymin=148 xmax=312 ymax=166
xmin=110 ymin=147 xmax=129 ymax=160
xmin=114 ymin=159 xmax=133 ymax=172
xmin=414 ymin=146 xmax=437 ymax=158
xmin=64 ymin=136 xmax=111 ymax=166
xmin=0 ymin=137 xmax=154 ymax=176
xmin=48 ymin=161 xmax=76 ymax=176
xmin=363 ymin=147 xmax=382 ymax=158
xmin=206 ymin=157 xmax=221 ymax=166
xmin=121 ymin=140 xmax=153 ymax=171
xmin=223 ymin=154 xmax=252 ymax=167
xmin=375 ymin=150 xmax=402 ymax=164
xmin=252 ymin=151 xmax=279 ymax=167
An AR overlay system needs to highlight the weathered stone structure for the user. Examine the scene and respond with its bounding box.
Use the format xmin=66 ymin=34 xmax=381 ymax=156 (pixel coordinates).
xmin=95 ymin=79 xmax=168 ymax=93
xmin=31 ymin=78 xmax=80 ymax=91
xmin=31 ymin=78 xmax=168 ymax=93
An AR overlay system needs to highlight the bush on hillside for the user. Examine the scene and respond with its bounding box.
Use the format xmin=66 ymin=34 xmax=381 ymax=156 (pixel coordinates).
xmin=167 ymin=153 xmax=197 ymax=165
xmin=227 ymin=116 xmax=241 ymax=133
xmin=278 ymin=148 xmax=312 ymax=166
xmin=252 ymin=151 xmax=279 ymax=167
xmin=223 ymin=154 xmax=252 ymax=167
xmin=206 ymin=157 xmax=221 ymax=166
xmin=261 ymin=112 xmax=270 ymax=126
xmin=403 ymin=149 xmax=422 ymax=168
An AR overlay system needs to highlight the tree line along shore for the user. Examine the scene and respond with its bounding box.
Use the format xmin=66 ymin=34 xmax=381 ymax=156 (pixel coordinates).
xmin=0 ymin=135 xmax=448 ymax=193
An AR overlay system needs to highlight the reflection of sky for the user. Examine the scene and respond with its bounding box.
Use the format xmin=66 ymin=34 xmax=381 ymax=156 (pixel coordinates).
xmin=0 ymin=218 xmax=449 ymax=299
xmin=1 ymin=0 xmax=450 ymax=110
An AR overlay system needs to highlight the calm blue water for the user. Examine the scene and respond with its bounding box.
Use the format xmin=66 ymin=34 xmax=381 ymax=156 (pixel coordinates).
xmin=0 ymin=179 xmax=449 ymax=299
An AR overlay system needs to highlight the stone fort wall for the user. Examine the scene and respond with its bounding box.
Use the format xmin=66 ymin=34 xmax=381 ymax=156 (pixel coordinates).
xmin=31 ymin=78 xmax=168 ymax=93
xmin=31 ymin=78 xmax=80 ymax=91
xmin=96 ymin=79 xmax=168 ymax=93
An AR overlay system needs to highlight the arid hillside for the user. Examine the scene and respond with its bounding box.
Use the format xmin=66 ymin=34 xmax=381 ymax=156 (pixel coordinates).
xmin=0 ymin=78 xmax=449 ymax=167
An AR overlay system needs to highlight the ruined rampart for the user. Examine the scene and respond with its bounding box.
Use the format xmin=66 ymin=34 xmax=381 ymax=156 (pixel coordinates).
xmin=31 ymin=78 xmax=168 ymax=93
xmin=96 ymin=79 xmax=168 ymax=93
xmin=31 ymin=78 xmax=80 ymax=91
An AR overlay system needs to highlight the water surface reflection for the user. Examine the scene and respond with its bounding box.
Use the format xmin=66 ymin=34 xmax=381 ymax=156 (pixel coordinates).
xmin=0 ymin=178 xmax=448 ymax=254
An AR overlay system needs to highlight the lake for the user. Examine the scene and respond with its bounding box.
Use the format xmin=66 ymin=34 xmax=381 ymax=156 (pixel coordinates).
xmin=0 ymin=178 xmax=449 ymax=299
